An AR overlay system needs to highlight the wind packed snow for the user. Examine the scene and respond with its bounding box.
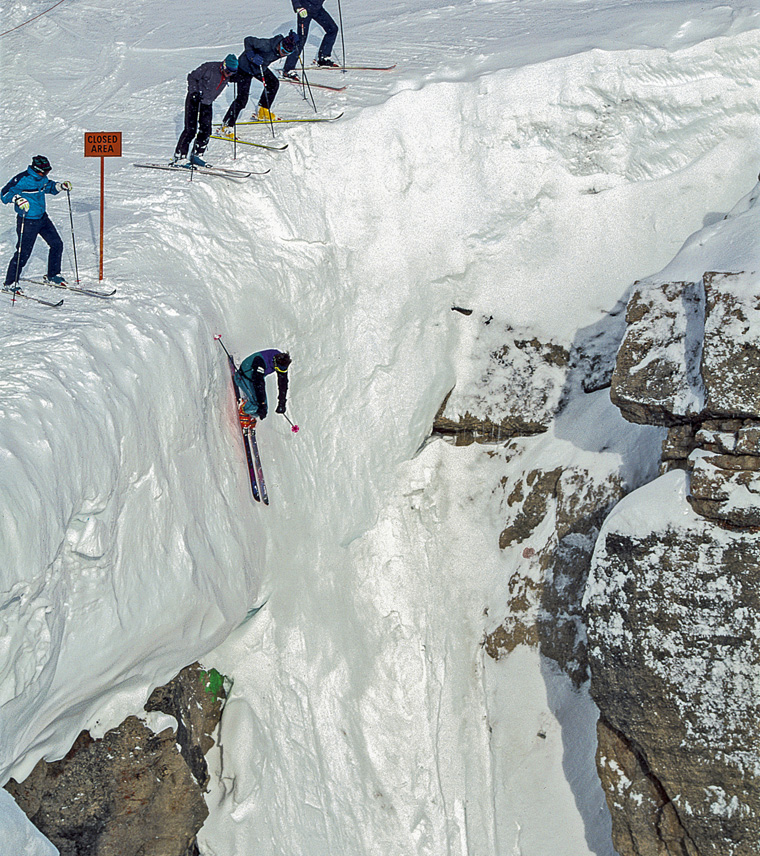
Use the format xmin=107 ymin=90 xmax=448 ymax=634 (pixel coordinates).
xmin=1 ymin=0 xmax=759 ymax=854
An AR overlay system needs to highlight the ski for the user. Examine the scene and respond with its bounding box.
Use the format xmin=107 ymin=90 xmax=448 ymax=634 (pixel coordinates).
xmin=2 ymin=287 xmax=63 ymax=308
xmin=216 ymin=337 xmax=264 ymax=503
xmin=210 ymin=134 xmax=288 ymax=152
xmin=227 ymin=357 xmax=261 ymax=502
xmin=19 ymin=278 xmax=116 ymax=299
xmin=279 ymin=75 xmax=346 ymax=92
xmin=133 ymin=162 xmax=267 ymax=179
xmin=310 ymin=63 xmax=396 ymax=71
xmin=234 ymin=112 xmax=344 ymax=125
xmin=249 ymin=428 xmax=269 ymax=505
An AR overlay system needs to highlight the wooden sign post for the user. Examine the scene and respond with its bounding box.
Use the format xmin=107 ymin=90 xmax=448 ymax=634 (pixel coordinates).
xmin=84 ymin=132 xmax=122 ymax=281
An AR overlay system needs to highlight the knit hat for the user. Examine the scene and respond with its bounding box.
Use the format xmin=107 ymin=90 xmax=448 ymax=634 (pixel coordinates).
xmin=31 ymin=155 xmax=51 ymax=174
xmin=224 ymin=53 xmax=239 ymax=72
xmin=280 ymin=31 xmax=297 ymax=55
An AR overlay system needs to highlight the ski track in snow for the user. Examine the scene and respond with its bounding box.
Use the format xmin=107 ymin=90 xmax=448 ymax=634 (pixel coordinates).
xmin=0 ymin=0 xmax=759 ymax=853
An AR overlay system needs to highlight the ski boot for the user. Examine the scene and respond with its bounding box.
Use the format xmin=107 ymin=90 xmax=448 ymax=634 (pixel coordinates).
xmin=43 ymin=274 xmax=68 ymax=286
xmin=170 ymin=153 xmax=189 ymax=167
xmin=217 ymin=125 xmax=234 ymax=139
xmin=2 ymin=283 xmax=22 ymax=295
xmin=189 ymin=152 xmax=211 ymax=168
xmin=238 ymin=400 xmax=257 ymax=431
xmin=315 ymin=56 xmax=340 ymax=68
xmin=257 ymin=105 xmax=279 ymax=122
xmin=281 ymin=70 xmax=300 ymax=82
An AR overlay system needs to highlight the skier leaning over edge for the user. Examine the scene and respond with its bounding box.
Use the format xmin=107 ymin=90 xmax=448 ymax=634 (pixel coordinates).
xmin=172 ymin=54 xmax=239 ymax=168
xmin=219 ymin=31 xmax=297 ymax=133
xmin=281 ymin=0 xmax=340 ymax=81
xmin=1 ymin=155 xmax=72 ymax=292
xmin=236 ymin=350 xmax=292 ymax=421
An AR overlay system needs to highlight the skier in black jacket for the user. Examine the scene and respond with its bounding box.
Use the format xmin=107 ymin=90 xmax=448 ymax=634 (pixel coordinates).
xmin=236 ymin=350 xmax=292 ymax=420
xmin=220 ymin=31 xmax=297 ymax=131
xmin=282 ymin=0 xmax=340 ymax=81
xmin=173 ymin=54 xmax=238 ymax=167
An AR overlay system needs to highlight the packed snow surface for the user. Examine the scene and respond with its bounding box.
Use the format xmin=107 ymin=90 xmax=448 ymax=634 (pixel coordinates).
xmin=0 ymin=0 xmax=759 ymax=854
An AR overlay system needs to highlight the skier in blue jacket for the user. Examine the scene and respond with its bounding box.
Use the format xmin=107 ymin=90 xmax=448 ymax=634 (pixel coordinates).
xmin=236 ymin=350 xmax=292 ymax=420
xmin=2 ymin=155 xmax=72 ymax=292
xmin=219 ymin=31 xmax=297 ymax=131
xmin=282 ymin=0 xmax=340 ymax=81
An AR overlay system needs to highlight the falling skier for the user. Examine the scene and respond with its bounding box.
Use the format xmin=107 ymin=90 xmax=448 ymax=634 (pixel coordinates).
xmin=1 ymin=155 xmax=72 ymax=293
xmin=219 ymin=31 xmax=297 ymax=132
xmin=281 ymin=0 xmax=340 ymax=81
xmin=235 ymin=350 xmax=292 ymax=422
xmin=172 ymin=54 xmax=239 ymax=168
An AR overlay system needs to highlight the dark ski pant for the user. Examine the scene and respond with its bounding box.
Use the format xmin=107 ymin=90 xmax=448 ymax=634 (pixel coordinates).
xmin=283 ymin=7 xmax=339 ymax=73
xmin=236 ymin=356 xmax=267 ymax=418
xmin=222 ymin=68 xmax=280 ymax=126
xmin=175 ymin=92 xmax=213 ymax=157
xmin=4 ymin=213 xmax=63 ymax=286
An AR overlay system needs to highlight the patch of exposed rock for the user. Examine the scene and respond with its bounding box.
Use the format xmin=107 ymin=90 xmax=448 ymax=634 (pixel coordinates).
xmin=5 ymin=662 xmax=226 ymax=856
xmin=484 ymin=457 xmax=625 ymax=685
xmin=434 ymin=316 xmax=571 ymax=443
xmin=437 ymin=312 xmax=636 ymax=684
xmin=585 ymin=484 xmax=760 ymax=856
xmin=611 ymin=270 xmax=760 ymax=529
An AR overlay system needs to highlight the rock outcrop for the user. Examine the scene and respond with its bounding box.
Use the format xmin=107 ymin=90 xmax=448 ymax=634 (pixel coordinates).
xmin=5 ymin=662 xmax=226 ymax=856
xmin=587 ymin=263 xmax=760 ymax=855
xmin=586 ymin=481 xmax=760 ymax=856
xmin=439 ymin=311 xmax=636 ymax=684
xmin=611 ymin=269 xmax=760 ymax=529
xmin=434 ymin=316 xmax=571 ymax=443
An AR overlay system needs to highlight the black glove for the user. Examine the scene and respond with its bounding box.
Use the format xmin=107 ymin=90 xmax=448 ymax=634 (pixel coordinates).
xmin=276 ymin=402 xmax=286 ymax=414
xmin=258 ymin=403 xmax=268 ymax=420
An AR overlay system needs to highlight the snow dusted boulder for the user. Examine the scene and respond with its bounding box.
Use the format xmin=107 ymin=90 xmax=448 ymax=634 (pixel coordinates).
xmin=612 ymin=270 xmax=760 ymax=427
xmin=610 ymin=279 xmax=705 ymax=426
xmin=688 ymin=446 xmax=760 ymax=528
xmin=702 ymin=271 xmax=760 ymax=417
xmin=584 ymin=471 xmax=760 ymax=856
xmin=611 ymin=268 xmax=760 ymax=527
xmin=434 ymin=315 xmax=570 ymax=443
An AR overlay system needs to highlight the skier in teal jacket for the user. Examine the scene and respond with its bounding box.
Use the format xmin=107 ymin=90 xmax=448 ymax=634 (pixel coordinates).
xmin=1 ymin=155 xmax=72 ymax=290
xmin=236 ymin=350 xmax=292 ymax=419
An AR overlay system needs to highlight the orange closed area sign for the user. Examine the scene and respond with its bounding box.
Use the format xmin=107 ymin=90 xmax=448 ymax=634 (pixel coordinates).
xmin=84 ymin=132 xmax=122 ymax=157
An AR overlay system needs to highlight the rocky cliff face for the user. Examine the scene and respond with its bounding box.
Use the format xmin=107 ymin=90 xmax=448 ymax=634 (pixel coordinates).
xmin=435 ymin=312 xmax=653 ymax=686
xmin=5 ymin=663 xmax=226 ymax=856
xmin=586 ymin=258 xmax=760 ymax=855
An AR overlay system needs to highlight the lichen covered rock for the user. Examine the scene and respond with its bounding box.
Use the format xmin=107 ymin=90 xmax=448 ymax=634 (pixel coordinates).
xmin=585 ymin=471 xmax=760 ymax=856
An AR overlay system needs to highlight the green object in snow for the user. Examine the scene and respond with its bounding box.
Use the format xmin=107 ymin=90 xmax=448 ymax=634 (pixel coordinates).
xmin=199 ymin=667 xmax=226 ymax=702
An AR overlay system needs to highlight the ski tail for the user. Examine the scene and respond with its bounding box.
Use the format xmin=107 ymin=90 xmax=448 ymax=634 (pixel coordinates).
xmin=249 ymin=430 xmax=269 ymax=505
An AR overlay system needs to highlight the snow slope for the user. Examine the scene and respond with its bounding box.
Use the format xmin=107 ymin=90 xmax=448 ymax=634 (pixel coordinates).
xmin=1 ymin=0 xmax=759 ymax=854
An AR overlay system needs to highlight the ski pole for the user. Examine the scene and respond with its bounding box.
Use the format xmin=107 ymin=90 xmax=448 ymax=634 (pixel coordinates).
xmin=297 ymin=18 xmax=318 ymax=113
xmin=233 ymin=82 xmax=238 ymax=160
xmin=66 ymin=189 xmax=80 ymax=284
xmin=299 ymin=62 xmax=317 ymax=114
xmin=281 ymin=412 xmax=300 ymax=433
xmin=214 ymin=334 xmax=232 ymax=359
xmin=261 ymin=65 xmax=275 ymax=138
xmin=337 ymin=0 xmax=346 ymax=72
xmin=10 ymin=213 xmax=26 ymax=306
